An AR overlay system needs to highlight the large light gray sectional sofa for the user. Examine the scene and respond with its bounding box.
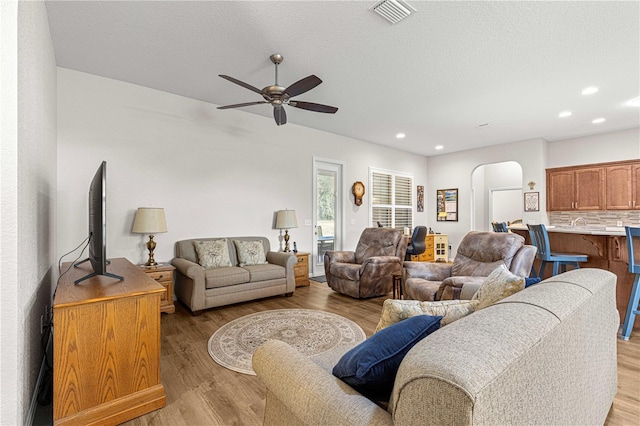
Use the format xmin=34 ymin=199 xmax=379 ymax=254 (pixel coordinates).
xmin=253 ymin=268 xmax=619 ymax=425
xmin=172 ymin=237 xmax=296 ymax=314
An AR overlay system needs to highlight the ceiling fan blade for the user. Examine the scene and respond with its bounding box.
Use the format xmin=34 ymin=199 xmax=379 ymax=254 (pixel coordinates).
xmin=217 ymin=101 xmax=268 ymax=110
xmin=219 ymin=75 xmax=264 ymax=95
xmin=290 ymin=101 xmax=338 ymax=114
xmin=283 ymin=75 xmax=322 ymax=98
xmin=273 ymin=105 xmax=287 ymax=126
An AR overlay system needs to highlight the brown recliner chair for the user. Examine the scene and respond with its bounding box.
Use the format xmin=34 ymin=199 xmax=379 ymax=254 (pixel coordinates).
xmin=403 ymin=231 xmax=537 ymax=301
xmin=324 ymin=227 xmax=409 ymax=298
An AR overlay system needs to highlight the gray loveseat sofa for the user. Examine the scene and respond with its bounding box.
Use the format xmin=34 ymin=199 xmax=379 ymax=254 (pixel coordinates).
xmin=172 ymin=237 xmax=296 ymax=314
xmin=253 ymin=268 xmax=618 ymax=425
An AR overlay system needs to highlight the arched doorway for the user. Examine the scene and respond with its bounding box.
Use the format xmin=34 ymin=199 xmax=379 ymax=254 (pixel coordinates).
xmin=471 ymin=161 xmax=523 ymax=231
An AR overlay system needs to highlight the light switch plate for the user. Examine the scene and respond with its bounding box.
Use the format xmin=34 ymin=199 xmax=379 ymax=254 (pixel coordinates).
xmin=304 ymin=219 xmax=312 ymax=226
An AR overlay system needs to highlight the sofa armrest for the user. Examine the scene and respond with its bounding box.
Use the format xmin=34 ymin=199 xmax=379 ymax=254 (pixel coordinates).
xmin=403 ymin=261 xmax=452 ymax=281
xmin=171 ymin=257 xmax=206 ymax=312
xmin=325 ymin=250 xmax=356 ymax=264
xmin=437 ymin=276 xmax=486 ymax=300
xmin=253 ymin=340 xmax=392 ymax=426
xmin=267 ymin=251 xmax=297 ymax=292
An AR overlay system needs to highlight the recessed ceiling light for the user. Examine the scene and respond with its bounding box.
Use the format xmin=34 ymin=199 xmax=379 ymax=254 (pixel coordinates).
xmin=435 ymin=145 xmax=443 ymax=150
xmin=582 ymin=86 xmax=599 ymax=95
xmin=558 ymin=111 xmax=572 ymax=118
xmin=396 ymin=133 xmax=406 ymax=139
xmin=627 ymin=97 xmax=640 ymax=107
xmin=592 ymin=118 xmax=606 ymax=124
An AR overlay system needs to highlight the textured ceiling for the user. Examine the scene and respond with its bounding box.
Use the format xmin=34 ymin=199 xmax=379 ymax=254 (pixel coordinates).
xmin=45 ymin=1 xmax=640 ymax=156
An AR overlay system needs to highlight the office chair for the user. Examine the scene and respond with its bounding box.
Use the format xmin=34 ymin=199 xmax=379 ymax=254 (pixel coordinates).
xmin=405 ymin=226 xmax=428 ymax=260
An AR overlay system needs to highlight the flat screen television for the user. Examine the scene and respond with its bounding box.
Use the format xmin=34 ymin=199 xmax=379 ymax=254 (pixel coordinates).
xmin=74 ymin=161 xmax=123 ymax=284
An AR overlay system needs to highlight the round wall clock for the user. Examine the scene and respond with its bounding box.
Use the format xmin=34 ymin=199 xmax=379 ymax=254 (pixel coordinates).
xmin=352 ymin=181 xmax=365 ymax=206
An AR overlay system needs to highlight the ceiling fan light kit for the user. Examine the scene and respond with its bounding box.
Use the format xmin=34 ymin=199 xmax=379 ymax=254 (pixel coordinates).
xmin=217 ymin=54 xmax=338 ymax=126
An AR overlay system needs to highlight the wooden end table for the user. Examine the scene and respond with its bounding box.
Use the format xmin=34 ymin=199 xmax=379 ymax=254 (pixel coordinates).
xmin=392 ymin=272 xmax=403 ymax=299
xmin=140 ymin=263 xmax=175 ymax=314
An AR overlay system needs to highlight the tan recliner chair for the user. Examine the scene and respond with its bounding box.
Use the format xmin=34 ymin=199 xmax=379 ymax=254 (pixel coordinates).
xmin=403 ymin=231 xmax=536 ymax=301
xmin=324 ymin=227 xmax=409 ymax=298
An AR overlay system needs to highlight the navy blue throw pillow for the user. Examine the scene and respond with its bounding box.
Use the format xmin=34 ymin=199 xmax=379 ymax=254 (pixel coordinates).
xmin=525 ymin=277 xmax=542 ymax=288
xmin=332 ymin=314 xmax=442 ymax=401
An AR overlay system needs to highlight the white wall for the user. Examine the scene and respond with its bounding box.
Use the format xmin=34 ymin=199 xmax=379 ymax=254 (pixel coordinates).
xmin=427 ymin=129 xmax=639 ymax=257
xmin=1 ymin=1 xmax=57 ymax=423
xmin=57 ymin=69 xmax=429 ymax=266
xmin=426 ymin=138 xmax=547 ymax=256
xmin=547 ymin=128 xmax=639 ymax=168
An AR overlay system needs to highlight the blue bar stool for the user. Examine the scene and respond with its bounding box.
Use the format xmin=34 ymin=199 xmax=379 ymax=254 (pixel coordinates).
xmin=621 ymin=226 xmax=640 ymax=340
xmin=527 ymin=224 xmax=588 ymax=277
xmin=492 ymin=222 xmax=508 ymax=232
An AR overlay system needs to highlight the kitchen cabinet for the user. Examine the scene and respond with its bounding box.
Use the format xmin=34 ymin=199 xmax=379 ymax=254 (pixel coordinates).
xmin=606 ymin=163 xmax=640 ymax=210
xmin=547 ymin=166 xmax=604 ymax=211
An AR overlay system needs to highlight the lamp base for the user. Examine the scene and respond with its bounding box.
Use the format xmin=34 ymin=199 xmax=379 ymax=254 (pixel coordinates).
xmin=283 ymin=230 xmax=291 ymax=252
xmin=145 ymin=235 xmax=158 ymax=266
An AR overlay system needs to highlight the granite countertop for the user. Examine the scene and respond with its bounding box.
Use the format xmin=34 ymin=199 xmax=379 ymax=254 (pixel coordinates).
xmin=508 ymin=224 xmax=626 ymax=236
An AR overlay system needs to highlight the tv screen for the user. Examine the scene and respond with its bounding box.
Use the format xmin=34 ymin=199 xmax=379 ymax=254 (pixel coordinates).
xmin=74 ymin=161 xmax=123 ymax=284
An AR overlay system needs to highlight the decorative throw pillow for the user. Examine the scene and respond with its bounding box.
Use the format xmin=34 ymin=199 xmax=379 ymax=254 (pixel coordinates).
xmin=333 ymin=314 xmax=441 ymax=401
xmin=234 ymin=240 xmax=268 ymax=266
xmin=375 ymin=299 xmax=479 ymax=332
xmin=525 ymin=277 xmax=542 ymax=287
xmin=193 ymin=239 xmax=232 ymax=269
xmin=472 ymin=264 xmax=525 ymax=309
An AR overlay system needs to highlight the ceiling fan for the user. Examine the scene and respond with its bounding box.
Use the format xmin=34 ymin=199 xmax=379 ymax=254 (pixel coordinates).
xmin=217 ymin=54 xmax=338 ymax=126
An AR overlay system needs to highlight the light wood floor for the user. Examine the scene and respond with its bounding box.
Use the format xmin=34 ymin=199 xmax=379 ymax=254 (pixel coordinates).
xmin=124 ymin=280 xmax=640 ymax=426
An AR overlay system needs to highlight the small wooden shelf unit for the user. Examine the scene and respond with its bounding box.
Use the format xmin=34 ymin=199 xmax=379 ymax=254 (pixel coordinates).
xmin=53 ymin=258 xmax=166 ymax=426
xmin=409 ymin=234 xmax=449 ymax=262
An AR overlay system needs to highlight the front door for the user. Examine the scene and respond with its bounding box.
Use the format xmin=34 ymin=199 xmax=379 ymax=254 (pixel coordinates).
xmin=313 ymin=158 xmax=344 ymax=276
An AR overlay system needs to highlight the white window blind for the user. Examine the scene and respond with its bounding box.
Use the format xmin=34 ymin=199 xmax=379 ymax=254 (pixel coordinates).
xmin=370 ymin=169 xmax=413 ymax=229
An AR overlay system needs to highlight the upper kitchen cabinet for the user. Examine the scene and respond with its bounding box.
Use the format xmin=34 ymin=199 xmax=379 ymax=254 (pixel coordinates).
xmin=547 ymin=166 xmax=605 ymax=211
xmin=606 ymin=162 xmax=640 ymax=210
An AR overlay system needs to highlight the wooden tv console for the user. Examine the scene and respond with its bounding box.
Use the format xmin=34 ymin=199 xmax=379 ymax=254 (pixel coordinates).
xmin=53 ymin=258 xmax=166 ymax=425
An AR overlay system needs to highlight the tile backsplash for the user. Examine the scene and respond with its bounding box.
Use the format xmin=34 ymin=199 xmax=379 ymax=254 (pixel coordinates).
xmin=549 ymin=211 xmax=640 ymax=227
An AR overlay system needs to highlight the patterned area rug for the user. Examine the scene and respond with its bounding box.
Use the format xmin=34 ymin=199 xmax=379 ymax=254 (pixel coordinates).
xmin=208 ymin=309 xmax=365 ymax=375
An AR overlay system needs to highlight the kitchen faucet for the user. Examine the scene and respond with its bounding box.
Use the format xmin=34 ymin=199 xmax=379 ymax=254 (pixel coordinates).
xmin=571 ymin=217 xmax=587 ymax=228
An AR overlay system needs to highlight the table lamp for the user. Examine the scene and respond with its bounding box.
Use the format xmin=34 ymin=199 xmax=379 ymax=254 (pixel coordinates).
xmin=132 ymin=207 xmax=167 ymax=266
xmin=275 ymin=209 xmax=298 ymax=252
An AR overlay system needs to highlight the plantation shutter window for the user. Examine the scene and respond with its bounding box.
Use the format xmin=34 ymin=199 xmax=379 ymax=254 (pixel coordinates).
xmin=370 ymin=169 xmax=414 ymax=229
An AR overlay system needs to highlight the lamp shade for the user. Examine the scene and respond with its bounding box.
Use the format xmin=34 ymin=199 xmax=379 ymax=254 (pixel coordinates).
xmin=132 ymin=208 xmax=168 ymax=234
xmin=275 ymin=210 xmax=298 ymax=229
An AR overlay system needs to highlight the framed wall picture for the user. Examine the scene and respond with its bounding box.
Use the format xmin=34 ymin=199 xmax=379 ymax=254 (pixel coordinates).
xmin=524 ymin=191 xmax=539 ymax=212
xmin=437 ymin=188 xmax=458 ymax=221
xmin=417 ymin=185 xmax=424 ymax=212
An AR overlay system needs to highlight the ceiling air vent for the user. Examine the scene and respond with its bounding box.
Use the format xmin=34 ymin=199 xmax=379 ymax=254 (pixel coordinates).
xmin=370 ymin=0 xmax=416 ymax=24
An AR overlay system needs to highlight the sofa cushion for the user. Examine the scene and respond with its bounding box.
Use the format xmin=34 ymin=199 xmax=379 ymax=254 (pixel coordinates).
xmin=451 ymin=231 xmax=525 ymax=277
xmin=234 ymin=240 xmax=268 ymax=266
xmin=375 ymin=299 xmax=479 ymax=332
xmin=333 ymin=314 xmax=441 ymax=401
xmin=243 ymin=263 xmax=285 ymax=282
xmin=204 ymin=266 xmax=250 ymax=289
xmin=472 ymin=264 xmax=525 ymax=309
xmin=329 ymin=262 xmax=361 ymax=281
xmin=193 ymin=239 xmax=233 ymax=269
xmin=354 ymin=228 xmax=404 ymax=264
